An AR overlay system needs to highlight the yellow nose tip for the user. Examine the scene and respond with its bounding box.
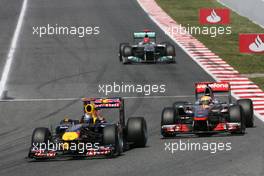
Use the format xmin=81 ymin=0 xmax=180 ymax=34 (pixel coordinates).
xmin=62 ymin=132 xmax=79 ymax=141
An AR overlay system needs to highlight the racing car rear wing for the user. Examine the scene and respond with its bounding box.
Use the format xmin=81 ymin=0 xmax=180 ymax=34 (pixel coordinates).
xmin=82 ymin=97 xmax=122 ymax=109
xmin=195 ymin=82 xmax=230 ymax=93
xmin=82 ymin=98 xmax=123 ymax=109
xmin=82 ymin=97 xmax=125 ymax=126
xmin=133 ymin=31 xmax=156 ymax=39
xmin=195 ymin=82 xmax=231 ymax=102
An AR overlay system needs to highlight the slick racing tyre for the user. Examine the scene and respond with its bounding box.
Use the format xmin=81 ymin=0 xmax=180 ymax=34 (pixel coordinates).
xmin=237 ymin=99 xmax=254 ymax=127
xmin=122 ymin=45 xmax=132 ymax=64
xmin=229 ymin=105 xmax=246 ymax=134
xmin=119 ymin=43 xmax=129 ymax=62
xmin=126 ymin=117 xmax=148 ymax=148
xmin=165 ymin=43 xmax=176 ymax=56
xmin=123 ymin=46 xmax=133 ymax=57
xmin=161 ymin=107 xmax=177 ymax=126
xmin=31 ymin=127 xmax=52 ymax=147
xmin=161 ymin=107 xmax=179 ymax=138
xmin=103 ymin=124 xmax=123 ymax=156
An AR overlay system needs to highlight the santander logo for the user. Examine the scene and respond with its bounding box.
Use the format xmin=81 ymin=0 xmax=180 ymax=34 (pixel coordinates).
xmin=200 ymin=8 xmax=230 ymax=25
xmin=239 ymin=34 xmax=264 ymax=53
xmin=249 ymin=35 xmax=264 ymax=52
xmin=206 ymin=10 xmax=221 ymax=23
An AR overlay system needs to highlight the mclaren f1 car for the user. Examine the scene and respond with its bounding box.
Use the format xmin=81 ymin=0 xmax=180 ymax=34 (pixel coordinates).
xmin=28 ymin=97 xmax=148 ymax=160
xmin=119 ymin=30 xmax=176 ymax=64
xmin=161 ymin=82 xmax=254 ymax=137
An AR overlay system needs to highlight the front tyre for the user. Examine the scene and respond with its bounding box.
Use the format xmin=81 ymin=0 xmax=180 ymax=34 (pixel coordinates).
xmin=229 ymin=105 xmax=245 ymax=134
xmin=165 ymin=44 xmax=176 ymax=57
xmin=119 ymin=43 xmax=129 ymax=62
xmin=31 ymin=127 xmax=52 ymax=146
xmin=29 ymin=127 xmax=52 ymax=159
xmin=103 ymin=125 xmax=123 ymax=156
xmin=161 ymin=107 xmax=176 ymax=126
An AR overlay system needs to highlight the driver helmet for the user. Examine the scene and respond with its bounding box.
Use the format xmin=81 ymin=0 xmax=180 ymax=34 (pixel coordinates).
xmin=83 ymin=113 xmax=92 ymax=123
xmin=200 ymin=95 xmax=212 ymax=106
xmin=63 ymin=117 xmax=69 ymax=123
xmin=143 ymin=34 xmax=150 ymax=43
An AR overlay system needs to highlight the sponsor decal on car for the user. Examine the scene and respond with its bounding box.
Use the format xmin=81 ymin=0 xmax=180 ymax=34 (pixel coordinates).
xmin=196 ymin=82 xmax=230 ymax=93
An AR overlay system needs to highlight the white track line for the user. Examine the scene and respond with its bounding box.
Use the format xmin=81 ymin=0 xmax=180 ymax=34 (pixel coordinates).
xmin=0 ymin=95 xmax=198 ymax=102
xmin=0 ymin=94 xmax=233 ymax=102
xmin=0 ymin=0 xmax=28 ymax=98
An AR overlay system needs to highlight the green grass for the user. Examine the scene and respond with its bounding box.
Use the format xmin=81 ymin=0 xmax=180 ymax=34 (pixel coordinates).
xmin=155 ymin=0 xmax=264 ymax=74
xmin=251 ymin=78 xmax=264 ymax=90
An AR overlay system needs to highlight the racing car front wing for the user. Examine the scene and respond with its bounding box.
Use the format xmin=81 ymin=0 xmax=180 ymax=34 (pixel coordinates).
xmin=28 ymin=146 xmax=114 ymax=159
xmin=161 ymin=122 xmax=242 ymax=135
xmin=127 ymin=56 xmax=175 ymax=63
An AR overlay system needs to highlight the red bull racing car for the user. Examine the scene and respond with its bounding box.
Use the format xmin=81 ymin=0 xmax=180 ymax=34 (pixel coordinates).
xmin=161 ymin=82 xmax=254 ymax=137
xmin=28 ymin=97 xmax=148 ymax=160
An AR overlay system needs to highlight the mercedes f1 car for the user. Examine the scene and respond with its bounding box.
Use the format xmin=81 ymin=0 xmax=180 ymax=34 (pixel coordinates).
xmin=161 ymin=82 xmax=254 ymax=137
xmin=119 ymin=30 xmax=176 ymax=64
xmin=28 ymin=97 xmax=148 ymax=160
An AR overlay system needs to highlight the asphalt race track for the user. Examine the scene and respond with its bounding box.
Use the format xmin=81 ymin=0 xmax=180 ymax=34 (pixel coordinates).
xmin=219 ymin=0 xmax=264 ymax=27
xmin=0 ymin=0 xmax=263 ymax=176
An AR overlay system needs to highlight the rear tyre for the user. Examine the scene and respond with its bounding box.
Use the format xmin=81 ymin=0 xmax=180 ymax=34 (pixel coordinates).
xmin=229 ymin=105 xmax=245 ymax=134
xmin=127 ymin=117 xmax=148 ymax=148
xmin=237 ymin=99 xmax=254 ymax=127
xmin=103 ymin=125 xmax=123 ymax=156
